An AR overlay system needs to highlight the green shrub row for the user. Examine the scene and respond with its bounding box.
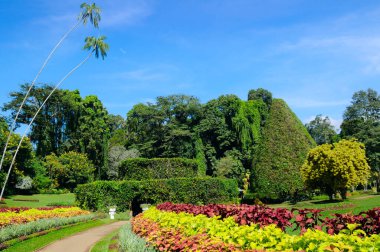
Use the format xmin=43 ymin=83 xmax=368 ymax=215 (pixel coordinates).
xmin=75 ymin=178 xmax=239 ymax=211
xmin=119 ymin=158 xmax=199 ymax=180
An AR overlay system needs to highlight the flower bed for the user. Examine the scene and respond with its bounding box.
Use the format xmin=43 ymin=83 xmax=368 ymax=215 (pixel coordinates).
xmin=0 ymin=206 xmax=90 ymax=228
xmin=132 ymin=206 xmax=380 ymax=251
xmin=157 ymin=202 xmax=380 ymax=235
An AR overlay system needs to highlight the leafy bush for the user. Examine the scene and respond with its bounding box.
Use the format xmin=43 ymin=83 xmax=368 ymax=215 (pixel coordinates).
xmin=301 ymin=139 xmax=371 ymax=200
xmin=44 ymin=151 xmax=95 ymax=191
xmin=75 ymin=178 xmax=239 ymax=211
xmin=323 ymin=208 xmax=380 ymax=236
xmin=119 ymin=158 xmax=199 ymax=180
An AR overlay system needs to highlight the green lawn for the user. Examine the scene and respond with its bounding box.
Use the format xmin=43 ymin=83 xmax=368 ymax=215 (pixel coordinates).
xmin=90 ymin=229 xmax=119 ymax=252
xmin=268 ymin=191 xmax=380 ymax=218
xmin=2 ymin=219 xmax=114 ymax=252
xmin=0 ymin=193 xmax=75 ymax=208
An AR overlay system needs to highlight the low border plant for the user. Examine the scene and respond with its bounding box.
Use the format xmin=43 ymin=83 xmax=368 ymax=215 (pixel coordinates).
xmin=119 ymin=222 xmax=155 ymax=252
xmin=0 ymin=213 xmax=97 ymax=244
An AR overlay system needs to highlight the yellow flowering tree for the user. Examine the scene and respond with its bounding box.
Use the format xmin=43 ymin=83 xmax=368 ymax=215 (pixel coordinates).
xmin=301 ymin=139 xmax=370 ymax=200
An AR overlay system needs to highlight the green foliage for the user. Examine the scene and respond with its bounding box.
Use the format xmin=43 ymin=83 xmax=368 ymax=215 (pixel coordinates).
xmin=340 ymin=88 xmax=380 ymax=192
xmin=78 ymin=95 xmax=110 ymax=179
xmin=194 ymin=137 xmax=207 ymax=176
xmin=0 ymin=123 xmax=34 ymax=194
xmin=301 ymin=139 xmax=371 ymax=199
xmin=44 ymin=151 xmax=95 ymax=191
xmin=306 ymin=114 xmax=338 ymax=145
xmin=126 ymin=95 xmax=202 ymax=159
xmin=248 ymin=88 xmax=273 ymax=107
xmin=214 ymin=155 xmax=245 ymax=187
xmin=197 ymin=95 xmax=241 ymax=174
xmin=2 ymin=85 xmax=83 ymax=157
xmin=119 ymin=158 xmax=199 ymax=180
xmin=75 ymin=177 xmax=239 ymax=211
xmin=252 ymin=99 xmax=316 ymax=200
xmin=107 ymin=146 xmax=139 ymax=180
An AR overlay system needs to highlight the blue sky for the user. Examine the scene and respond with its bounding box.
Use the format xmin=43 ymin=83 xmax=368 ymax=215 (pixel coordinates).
xmin=1 ymin=0 xmax=380 ymax=129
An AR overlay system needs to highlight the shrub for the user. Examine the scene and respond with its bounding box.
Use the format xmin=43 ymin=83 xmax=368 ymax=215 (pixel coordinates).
xmin=75 ymin=177 xmax=239 ymax=211
xmin=119 ymin=158 xmax=199 ymax=180
xmin=301 ymin=139 xmax=371 ymax=200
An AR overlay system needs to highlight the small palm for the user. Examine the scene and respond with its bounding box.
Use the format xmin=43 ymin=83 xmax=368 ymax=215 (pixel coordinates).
xmin=80 ymin=3 xmax=101 ymax=28
xmin=84 ymin=36 xmax=109 ymax=60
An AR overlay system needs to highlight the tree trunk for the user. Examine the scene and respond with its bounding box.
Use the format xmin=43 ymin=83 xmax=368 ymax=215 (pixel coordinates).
xmin=340 ymin=188 xmax=347 ymax=199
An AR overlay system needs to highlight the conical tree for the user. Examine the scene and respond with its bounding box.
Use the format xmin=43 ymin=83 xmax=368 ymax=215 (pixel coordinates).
xmin=0 ymin=2 xmax=101 ymax=175
xmin=0 ymin=36 xmax=109 ymax=198
xmin=252 ymin=99 xmax=316 ymax=200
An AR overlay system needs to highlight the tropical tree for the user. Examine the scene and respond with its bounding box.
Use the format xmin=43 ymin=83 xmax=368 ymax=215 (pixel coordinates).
xmin=305 ymin=115 xmax=338 ymax=145
xmin=0 ymin=2 xmax=102 ymax=176
xmin=340 ymin=88 xmax=380 ymax=192
xmin=0 ymin=36 xmax=109 ymax=198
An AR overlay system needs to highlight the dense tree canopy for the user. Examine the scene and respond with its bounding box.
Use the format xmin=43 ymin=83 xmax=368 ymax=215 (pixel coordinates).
xmin=301 ymin=139 xmax=370 ymax=199
xmin=0 ymin=119 xmax=34 ymax=194
xmin=305 ymin=115 xmax=338 ymax=145
xmin=340 ymin=88 xmax=380 ymax=191
xmin=44 ymin=151 xmax=95 ymax=191
xmin=2 ymin=84 xmax=110 ymax=179
xmin=126 ymin=95 xmax=202 ymax=159
xmin=3 ymin=85 xmax=376 ymax=201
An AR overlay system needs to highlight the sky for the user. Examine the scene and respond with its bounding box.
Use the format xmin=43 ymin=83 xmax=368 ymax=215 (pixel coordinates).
xmin=0 ymin=0 xmax=380 ymax=130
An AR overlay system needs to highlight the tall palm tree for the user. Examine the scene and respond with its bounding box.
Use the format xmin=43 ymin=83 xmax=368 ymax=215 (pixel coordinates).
xmin=0 ymin=36 xmax=109 ymax=199
xmin=0 ymin=3 xmax=101 ymax=175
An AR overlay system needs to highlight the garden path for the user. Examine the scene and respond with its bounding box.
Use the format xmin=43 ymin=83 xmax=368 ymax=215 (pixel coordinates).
xmin=37 ymin=221 xmax=128 ymax=252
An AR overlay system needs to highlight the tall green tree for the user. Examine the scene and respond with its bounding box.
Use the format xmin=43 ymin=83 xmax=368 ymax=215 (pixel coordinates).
xmin=340 ymin=88 xmax=380 ymax=192
xmin=0 ymin=36 xmax=110 ymax=198
xmin=0 ymin=2 xmax=102 ymax=176
xmin=126 ymin=95 xmax=202 ymax=158
xmin=2 ymin=86 xmax=82 ymax=156
xmin=305 ymin=115 xmax=338 ymax=145
xmin=79 ymin=95 xmax=110 ymax=179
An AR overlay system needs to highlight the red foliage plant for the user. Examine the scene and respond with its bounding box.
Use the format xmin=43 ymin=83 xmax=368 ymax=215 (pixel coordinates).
xmin=323 ymin=208 xmax=380 ymax=236
xmin=157 ymin=202 xmax=293 ymax=231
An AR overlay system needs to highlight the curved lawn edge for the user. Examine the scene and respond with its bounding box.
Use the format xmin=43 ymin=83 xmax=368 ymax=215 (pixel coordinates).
xmin=2 ymin=219 xmax=114 ymax=252
xmin=89 ymin=228 xmax=119 ymax=252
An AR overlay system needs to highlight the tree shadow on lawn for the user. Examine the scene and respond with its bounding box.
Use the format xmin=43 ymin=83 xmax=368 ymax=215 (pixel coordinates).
xmin=311 ymin=199 xmax=345 ymax=205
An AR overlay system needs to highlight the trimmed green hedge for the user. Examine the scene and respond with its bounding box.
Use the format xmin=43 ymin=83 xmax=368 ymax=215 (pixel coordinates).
xmin=75 ymin=177 xmax=238 ymax=211
xmin=118 ymin=158 xmax=199 ymax=180
xmin=252 ymin=99 xmax=316 ymax=200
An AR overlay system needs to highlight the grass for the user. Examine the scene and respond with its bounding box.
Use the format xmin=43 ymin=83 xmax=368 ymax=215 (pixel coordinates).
xmin=90 ymin=229 xmax=119 ymax=252
xmin=268 ymin=191 xmax=380 ymax=218
xmin=2 ymin=218 xmax=114 ymax=252
xmin=0 ymin=193 xmax=75 ymax=208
